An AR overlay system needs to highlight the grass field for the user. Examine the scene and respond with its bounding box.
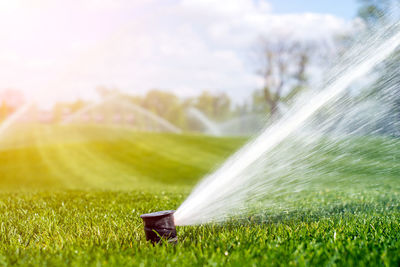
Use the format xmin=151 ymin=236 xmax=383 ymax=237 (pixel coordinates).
xmin=0 ymin=125 xmax=399 ymax=266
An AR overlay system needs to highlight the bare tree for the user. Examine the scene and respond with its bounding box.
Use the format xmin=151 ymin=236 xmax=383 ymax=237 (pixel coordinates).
xmin=257 ymin=38 xmax=315 ymax=118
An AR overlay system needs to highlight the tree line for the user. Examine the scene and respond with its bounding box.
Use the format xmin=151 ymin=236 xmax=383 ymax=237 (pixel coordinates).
xmin=1 ymin=0 xmax=398 ymax=135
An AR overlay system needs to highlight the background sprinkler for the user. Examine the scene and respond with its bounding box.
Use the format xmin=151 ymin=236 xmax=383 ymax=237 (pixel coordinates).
xmin=140 ymin=210 xmax=177 ymax=243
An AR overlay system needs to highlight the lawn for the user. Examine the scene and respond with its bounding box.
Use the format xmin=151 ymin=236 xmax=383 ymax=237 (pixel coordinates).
xmin=0 ymin=125 xmax=399 ymax=266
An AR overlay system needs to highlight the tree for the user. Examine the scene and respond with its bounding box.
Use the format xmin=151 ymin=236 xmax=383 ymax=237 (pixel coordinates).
xmin=357 ymin=0 xmax=396 ymax=26
xmin=257 ymin=38 xmax=314 ymax=119
xmin=52 ymin=103 xmax=64 ymax=123
xmin=142 ymin=90 xmax=186 ymax=128
xmin=0 ymin=101 xmax=8 ymax=121
xmin=194 ymin=91 xmax=232 ymax=121
xmin=251 ymin=90 xmax=268 ymax=114
xmin=96 ymin=86 xmax=121 ymax=99
xmin=357 ymin=0 xmax=400 ymax=136
xmin=70 ymin=99 xmax=87 ymax=113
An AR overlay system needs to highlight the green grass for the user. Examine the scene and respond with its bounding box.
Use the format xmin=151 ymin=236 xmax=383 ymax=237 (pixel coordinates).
xmin=0 ymin=125 xmax=245 ymax=190
xmin=0 ymin=125 xmax=399 ymax=266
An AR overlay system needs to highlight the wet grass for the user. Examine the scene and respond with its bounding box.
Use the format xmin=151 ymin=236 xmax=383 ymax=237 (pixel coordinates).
xmin=0 ymin=190 xmax=399 ymax=266
xmin=0 ymin=125 xmax=399 ymax=266
xmin=0 ymin=125 xmax=245 ymax=190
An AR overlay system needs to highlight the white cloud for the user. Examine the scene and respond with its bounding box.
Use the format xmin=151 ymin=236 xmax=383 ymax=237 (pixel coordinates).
xmin=180 ymin=0 xmax=271 ymax=19
xmin=0 ymin=0 xmax=355 ymax=105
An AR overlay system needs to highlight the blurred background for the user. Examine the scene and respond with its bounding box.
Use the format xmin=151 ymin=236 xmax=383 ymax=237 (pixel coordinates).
xmin=1 ymin=0 xmax=386 ymax=135
xmin=0 ymin=0 xmax=399 ymax=191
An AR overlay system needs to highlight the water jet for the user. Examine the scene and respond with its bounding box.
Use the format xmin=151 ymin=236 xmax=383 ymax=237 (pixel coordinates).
xmin=174 ymin=21 xmax=400 ymax=226
xmin=140 ymin=210 xmax=177 ymax=243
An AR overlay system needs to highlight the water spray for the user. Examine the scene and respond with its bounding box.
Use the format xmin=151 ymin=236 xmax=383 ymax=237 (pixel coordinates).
xmin=174 ymin=22 xmax=400 ymax=226
xmin=140 ymin=210 xmax=177 ymax=243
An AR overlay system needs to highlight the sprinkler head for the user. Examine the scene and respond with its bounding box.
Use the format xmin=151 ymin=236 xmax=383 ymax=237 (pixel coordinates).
xmin=140 ymin=210 xmax=177 ymax=243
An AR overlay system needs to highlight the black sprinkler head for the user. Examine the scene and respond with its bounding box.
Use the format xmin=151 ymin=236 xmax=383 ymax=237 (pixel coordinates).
xmin=140 ymin=210 xmax=177 ymax=243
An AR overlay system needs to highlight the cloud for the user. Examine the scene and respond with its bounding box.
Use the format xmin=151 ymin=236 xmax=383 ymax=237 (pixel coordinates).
xmin=0 ymin=0 xmax=355 ymax=105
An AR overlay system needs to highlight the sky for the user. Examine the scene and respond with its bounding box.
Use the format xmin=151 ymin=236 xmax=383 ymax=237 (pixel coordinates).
xmin=0 ymin=0 xmax=360 ymax=106
xmin=267 ymin=0 xmax=359 ymax=19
